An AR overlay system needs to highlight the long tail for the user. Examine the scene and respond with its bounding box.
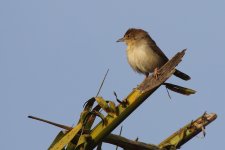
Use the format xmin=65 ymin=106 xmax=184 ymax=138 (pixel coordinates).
xmin=174 ymin=69 xmax=191 ymax=81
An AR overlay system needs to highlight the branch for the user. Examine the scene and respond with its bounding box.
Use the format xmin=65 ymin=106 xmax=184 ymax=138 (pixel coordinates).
xmin=29 ymin=49 xmax=199 ymax=150
xmin=158 ymin=112 xmax=217 ymax=149
xmin=104 ymin=134 xmax=160 ymax=150
xmin=28 ymin=112 xmax=217 ymax=150
xmin=103 ymin=112 xmax=217 ymax=150
xmin=86 ymin=49 xmax=187 ymax=149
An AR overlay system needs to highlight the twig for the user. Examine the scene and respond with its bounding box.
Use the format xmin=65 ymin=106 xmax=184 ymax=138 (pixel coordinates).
xmin=116 ymin=125 xmax=123 ymax=150
xmin=165 ymin=86 xmax=172 ymax=99
xmin=96 ymin=69 xmax=109 ymax=97
xmin=28 ymin=115 xmax=72 ymax=130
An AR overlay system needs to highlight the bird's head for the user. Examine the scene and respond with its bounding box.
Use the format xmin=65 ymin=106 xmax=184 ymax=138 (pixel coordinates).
xmin=117 ymin=28 xmax=149 ymax=45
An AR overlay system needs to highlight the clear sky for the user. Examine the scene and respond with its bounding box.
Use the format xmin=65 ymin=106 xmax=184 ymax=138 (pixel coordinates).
xmin=1 ymin=0 xmax=225 ymax=149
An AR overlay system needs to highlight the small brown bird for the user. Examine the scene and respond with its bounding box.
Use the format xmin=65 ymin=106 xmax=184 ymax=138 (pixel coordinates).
xmin=117 ymin=28 xmax=190 ymax=80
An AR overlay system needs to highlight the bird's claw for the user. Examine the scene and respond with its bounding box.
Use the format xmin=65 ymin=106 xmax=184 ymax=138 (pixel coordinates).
xmin=153 ymin=68 xmax=160 ymax=79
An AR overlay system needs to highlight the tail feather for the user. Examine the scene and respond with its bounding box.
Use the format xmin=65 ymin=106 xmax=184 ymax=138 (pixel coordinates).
xmin=174 ymin=69 xmax=191 ymax=81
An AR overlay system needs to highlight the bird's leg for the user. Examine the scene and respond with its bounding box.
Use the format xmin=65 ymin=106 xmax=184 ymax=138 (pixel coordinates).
xmin=153 ymin=67 xmax=160 ymax=79
xmin=145 ymin=73 xmax=149 ymax=78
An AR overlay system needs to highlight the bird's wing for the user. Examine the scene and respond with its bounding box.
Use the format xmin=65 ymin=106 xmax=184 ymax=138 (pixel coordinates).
xmin=148 ymin=36 xmax=169 ymax=61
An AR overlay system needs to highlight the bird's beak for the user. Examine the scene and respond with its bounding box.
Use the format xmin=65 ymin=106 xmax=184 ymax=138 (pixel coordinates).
xmin=116 ymin=37 xmax=125 ymax=42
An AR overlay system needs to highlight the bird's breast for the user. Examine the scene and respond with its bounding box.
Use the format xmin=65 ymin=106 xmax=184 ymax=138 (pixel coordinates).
xmin=126 ymin=44 xmax=165 ymax=74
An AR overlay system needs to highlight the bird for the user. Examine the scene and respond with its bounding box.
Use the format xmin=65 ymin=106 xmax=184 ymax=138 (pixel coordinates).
xmin=117 ymin=28 xmax=190 ymax=80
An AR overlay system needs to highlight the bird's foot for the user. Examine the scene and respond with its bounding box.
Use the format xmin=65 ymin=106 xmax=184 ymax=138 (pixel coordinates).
xmin=153 ymin=68 xmax=160 ymax=80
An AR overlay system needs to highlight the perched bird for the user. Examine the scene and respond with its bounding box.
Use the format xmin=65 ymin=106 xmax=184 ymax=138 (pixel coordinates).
xmin=117 ymin=28 xmax=190 ymax=80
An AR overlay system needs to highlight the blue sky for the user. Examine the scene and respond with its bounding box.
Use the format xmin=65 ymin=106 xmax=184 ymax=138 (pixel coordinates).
xmin=1 ymin=0 xmax=225 ymax=149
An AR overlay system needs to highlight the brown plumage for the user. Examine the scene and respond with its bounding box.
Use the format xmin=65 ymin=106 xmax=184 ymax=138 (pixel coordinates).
xmin=117 ymin=28 xmax=190 ymax=80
